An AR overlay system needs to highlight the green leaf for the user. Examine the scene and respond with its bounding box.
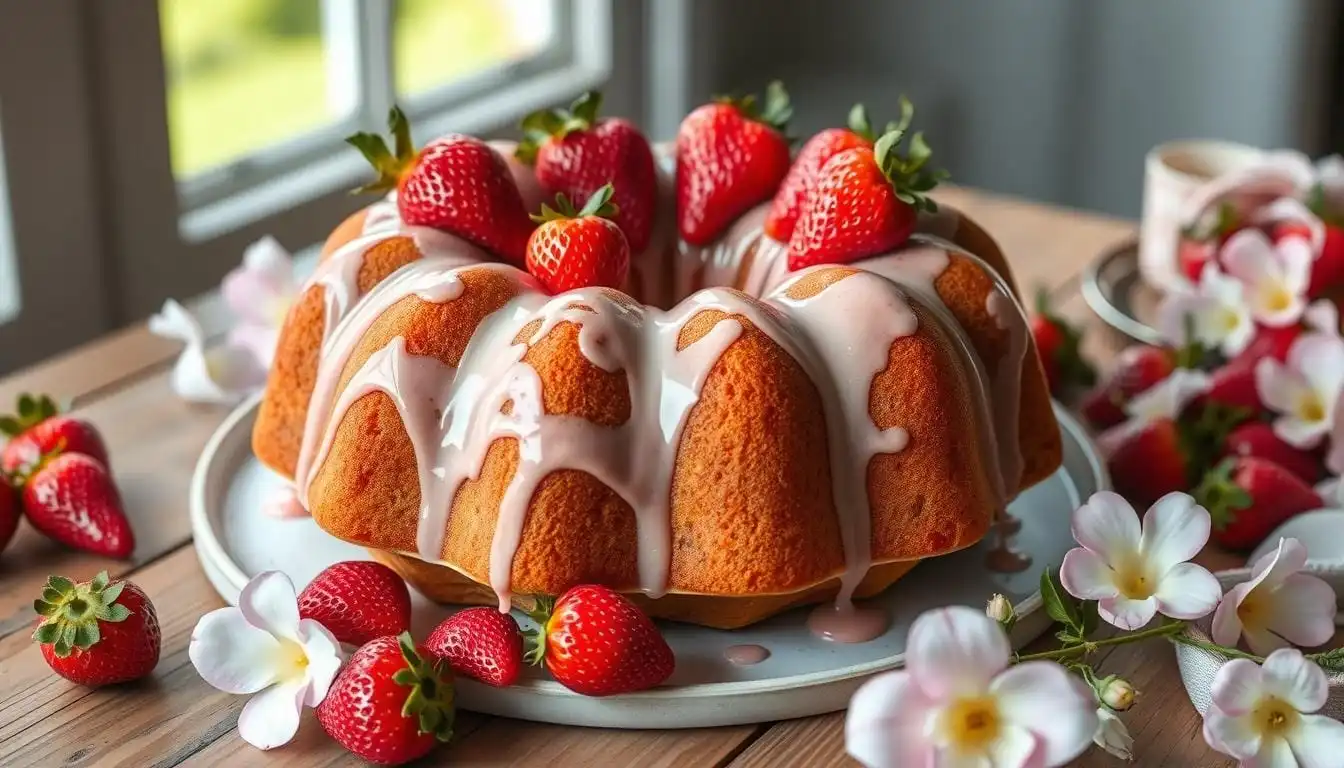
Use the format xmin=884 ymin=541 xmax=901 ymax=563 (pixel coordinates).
xmin=100 ymin=581 xmax=124 ymax=606
xmin=873 ymin=129 xmax=905 ymax=173
xmin=0 ymin=416 xmax=22 ymax=437
xmin=17 ymin=394 xmax=35 ymax=420
xmin=47 ymin=576 xmax=76 ymax=596
xmin=1039 ymin=567 xmax=1082 ymax=632
xmin=33 ymin=599 xmax=56 ymax=616
xmin=1055 ymin=629 xmax=1079 ymax=644
xmin=388 ymin=106 xmax=415 ymax=163
xmin=41 ymin=587 xmax=64 ymax=605
xmin=73 ymin=621 xmax=99 ymax=649
xmin=577 ymin=183 xmax=618 ymax=219
xmin=103 ymin=604 xmax=130 ymax=622
xmin=569 ymin=90 xmax=603 ymax=127
xmin=1309 ymin=647 xmax=1344 ymax=672
xmin=393 ymin=668 xmax=419 ymax=687
xmin=905 ymin=132 xmax=932 ymax=168
xmin=1079 ymin=598 xmax=1100 ymax=637
xmin=420 ymin=705 xmax=443 ymax=735
xmin=893 ymin=95 xmax=914 ymax=134
xmin=847 ymin=103 xmax=872 ymax=139
xmin=89 ymin=571 xmax=109 ymax=592
xmin=33 ymin=623 xmax=60 ymax=645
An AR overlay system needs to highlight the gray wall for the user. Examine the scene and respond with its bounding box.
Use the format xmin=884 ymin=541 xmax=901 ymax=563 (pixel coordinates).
xmin=681 ymin=0 xmax=1337 ymax=218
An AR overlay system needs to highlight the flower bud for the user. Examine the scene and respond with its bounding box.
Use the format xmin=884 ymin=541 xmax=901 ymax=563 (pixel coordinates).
xmin=1094 ymin=708 xmax=1133 ymax=761
xmin=985 ymin=594 xmax=1014 ymax=625
xmin=1099 ymin=676 xmax=1137 ymax=711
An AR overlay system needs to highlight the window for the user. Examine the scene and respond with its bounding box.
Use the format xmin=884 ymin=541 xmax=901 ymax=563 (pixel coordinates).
xmin=160 ymin=0 xmax=599 ymax=240
xmin=0 ymin=110 xmax=18 ymax=326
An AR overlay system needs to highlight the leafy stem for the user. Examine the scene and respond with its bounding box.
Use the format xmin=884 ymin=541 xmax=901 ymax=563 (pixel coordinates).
xmin=1016 ymin=620 xmax=1187 ymax=663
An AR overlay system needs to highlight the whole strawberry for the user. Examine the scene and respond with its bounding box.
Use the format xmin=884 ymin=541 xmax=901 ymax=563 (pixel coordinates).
xmin=1230 ymin=323 xmax=1302 ymax=370
xmin=525 ymin=584 xmax=674 ymax=697
xmin=1201 ymin=363 xmax=1265 ymax=417
xmin=0 ymin=393 xmax=109 ymax=475
xmin=426 ymin=607 xmax=523 ymax=688
xmin=1103 ymin=419 xmax=1192 ymax=509
xmin=525 ymin=184 xmax=630 ymax=294
xmin=318 ymin=633 xmax=454 ymax=765
xmin=677 ymin=81 xmax=792 ymax=246
xmin=1080 ymin=345 xmax=1175 ymax=430
xmin=516 ymin=91 xmax=657 ymax=253
xmin=0 ymin=480 xmax=17 ymax=555
xmin=788 ymin=105 xmax=948 ymax=270
xmin=22 ymin=452 xmax=134 ymax=559
xmin=763 ymin=102 xmax=893 ymax=243
xmin=33 ymin=571 xmax=160 ymax=686
xmin=1031 ymin=289 xmax=1096 ymax=398
xmin=298 ymin=560 xmax=412 ymax=646
xmin=348 ymin=107 xmax=534 ymax=264
xmin=1196 ymin=457 xmax=1323 ymax=550
xmin=1222 ymin=422 xmax=1323 ymax=485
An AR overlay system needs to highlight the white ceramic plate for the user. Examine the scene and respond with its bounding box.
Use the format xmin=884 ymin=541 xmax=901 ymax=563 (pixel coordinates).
xmin=1249 ymin=509 xmax=1344 ymax=567
xmin=191 ymin=394 xmax=1107 ymax=729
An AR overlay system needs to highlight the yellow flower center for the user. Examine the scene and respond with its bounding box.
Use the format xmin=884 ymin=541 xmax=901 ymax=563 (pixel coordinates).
xmin=1237 ymin=589 xmax=1267 ymax=631
xmin=1297 ymin=393 xmax=1327 ymax=424
xmin=943 ymin=696 xmax=1001 ymax=752
xmin=274 ymin=638 xmax=310 ymax=683
xmin=1263 ymin=285 xmax=1294 ymax=314
xmin=1114 ymin=556 xmax=1156 ymax=600
xmin=1217 ymin=307 xmax=1243 ymax=334
xmin=1253 ymin=696 xmax=1300 ymax=737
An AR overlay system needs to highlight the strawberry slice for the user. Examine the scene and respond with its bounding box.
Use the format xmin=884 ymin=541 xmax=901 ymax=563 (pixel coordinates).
xmin=1196 ymin=457 xmax=1323 ymax=550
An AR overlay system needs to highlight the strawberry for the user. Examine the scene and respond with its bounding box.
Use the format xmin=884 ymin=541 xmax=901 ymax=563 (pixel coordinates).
xmin=32 ymin=571 xmax=160 ymax=686
xmin=1179 ymin=201 xmax=1242 ymax=281
xmin=0 ymin=393 xmax=109 ymax=475
xmin=1221 ymin=422 xmax=1323 ymax=485
xmin=1080 ymin=345 xmax=1176 ymax=430
xmin=516 ymin=91 xmax=657 ymax=253
xmin=763 ymin=102 xmax=892 ymax=243
xmin=21 ymin=452 xmax=134 ymax=559
xmin=1178 ymin=238 xmax=1215 ymax=284
xmin=1273 ymin=210 xmax=1344 ymax=298
xmin=348 ymin=107 xmax=534 ymax=264
xmin=1229 ymin=323 xmax=1302 ymax=370
xmin=1030 ymin=289 xmax=1096 ymax=398
xmin=788 ymin=109 xmax=948 ymax=271
xmin=676 ymin=81 xmax=793 ymax=246
xmin=524 ymin=584 xmax=674 ymax=697
xmin=318 ymin=633 xmax=454 ymax=765
xmin=525 ymin=184 xmax=630 ymax=293
xmin=1104 ymin=419 xmax=1192 ymax=509
xmin=298 ymin=560 xmax=412 ymax=647
xmin=0 ymin=479 xmax=17 ymax=555
xmin=1201 ymin=363 xmax=1264 ymax=417
xmin=426 ymin=607 xmax=523 ymax=688
xmin=1196 ymin=457 xmax=1323 ymax=550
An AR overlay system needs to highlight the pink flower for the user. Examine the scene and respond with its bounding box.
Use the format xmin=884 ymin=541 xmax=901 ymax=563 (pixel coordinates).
xmin=846 ymin=606 xmax=1097 ymax=768
xmin=189 ymin=572 xmax=343 ymax=750
xmin=1157 ymin=263 xmax=1255 ymax=355
xmin=1203 ymin=649 xmax=1344 ymax=766
xmin=1256 ymin=333 xmax=1344 ymax=449
xmin=1060 ymin=492 xmax=1222 ymax=630
xmin=149 ymin=299 xmax=267 ymax=404
xmin=1304 ymin=300 xmax=1341 ymax=339
xmin=1211 ymin=538 xmax=1336 ymax=655
xmin=221 ymin=236 xmax=299 ymax=369
xmin=1220 ymin=230 xmax=1313 ymax=328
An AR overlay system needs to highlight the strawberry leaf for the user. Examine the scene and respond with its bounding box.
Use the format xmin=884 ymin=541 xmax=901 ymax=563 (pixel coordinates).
xmin=393 ymin=631 xmax=455 ymax=742
xmin=48 ymin=576 xmax=75 ymax=596
xmin=346 ymin=106 xmax=417 ymax=195
xmin=103 ymin=604 xmax=130 ymax=622
xmin=33 ymin=623 xmax=59 ymax=645
xmin=576 ymin=183 xmax=619 ymax=219
xmin=569 ymin=90 xmax=602 ymax=128
xmin=847 ymin=103 xmax=873 ymax=141
xmin=1194 ymin=458 xmax=1253 ymax=530
xmin=0 ymin=416 xmax=21 ymax=437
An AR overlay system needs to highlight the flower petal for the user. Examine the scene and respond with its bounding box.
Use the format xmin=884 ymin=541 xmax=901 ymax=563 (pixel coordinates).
xmin=1274 ymin=415 xmax=1331 ymax=450
xmin=237 ymin=679 xmax=307 ymax=750
xmin=297 ymin=618 xmax=344 ymax=707
xmin=1097 ymin=595 xmax=1157 ymax=630
xmin=1124 ymin=369 xmax=1213 ymax=425
xmin=845 ymin=671 xmax=936 ymax=768
xmin=1261 ymin=648 xmax=1329 ymax=713
xmin=228 ymin=324 xmax=280 ymax=370
xmin=148 ymin=298 xmax=204 ymax=345
xmin=906 ymin=606 xmax=1009 ymax=699
xmin=1221 ymin=229 xmax=1280 ymax=286
xmin=1244 ymin=625 xmax=1291 ymax=657
xmin=1305 ymin=300 xmax=1342 ymax=338
xmin=1296 ymin=334 xmax=1344 ymax=413
xmin=1059 ymin=548 xmax=1121 ymax=601
xmin=1211 ymin=582 xmax=1253 ymax=647
xmin=984 ymin=725 xmax=1041 ymax=768
xmin=1277 ymin=235 xmax=1317 ymax=294
xmin=1327 ymin=405 xmax=1344 ymax=476
xmin=204 ymin=344 xmax=268 ymax=393
xmin=1287 ymin=713 xmax=1344 ymax=767
xmin=1252 ymin=198 xmax=1326 ymax=254
xmin=1203 ymin=706 xmax=1262 ymax=760
xmin=1157 ymin=293 xmax=1214 ymax=348
xmin=1152 ymin=562 xmax=1223 ymax=620
xmin=1255 ymin=734 xmax=1298 ymax=767
xmin=1071 ymin=491 xmax=1142 ymax=566
xmin=1250 ymin=538 xmax=1309 ymax=591
xmin=1140 ymin=492 xmax=1211 ymax=572
xmin=1266 ymin=573 xmax=1338 ymax=649
xmin=1094 ymin=708 xmax=1134 ymax=762
xmin=189 ymin=607 xmax=283 ymax=695
xmin=1211 ymin=658 xmax=1267 ymax=715
xmin=239 ymin=571 xmax=302 ymax=643
xmin=992 ymin=662 xmax=1099 ymax=766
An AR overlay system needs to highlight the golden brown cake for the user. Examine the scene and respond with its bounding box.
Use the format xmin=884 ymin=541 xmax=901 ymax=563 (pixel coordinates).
xmin=252 ymin=145 xmax=1062 ymax=630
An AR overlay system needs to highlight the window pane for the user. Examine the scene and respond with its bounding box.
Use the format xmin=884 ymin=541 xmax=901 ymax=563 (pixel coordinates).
xmin=160 ymin=0 xmax=332 ymax=178
xmin=0 ymin=109 xmax=18 ymax=325
xmin=393 ymin=0 xmax=556 ymax=98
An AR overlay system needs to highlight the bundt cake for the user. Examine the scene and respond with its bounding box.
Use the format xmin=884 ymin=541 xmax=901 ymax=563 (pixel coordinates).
xmin=252 ymin=88 xmax=1063 ymax=631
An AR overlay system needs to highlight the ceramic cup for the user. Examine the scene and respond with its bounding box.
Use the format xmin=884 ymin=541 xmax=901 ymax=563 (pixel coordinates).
xmin=1175 ymin=564 xmax=1344 ymax=717
xmin=1138 ymin=140 xmax=1266 ymax=294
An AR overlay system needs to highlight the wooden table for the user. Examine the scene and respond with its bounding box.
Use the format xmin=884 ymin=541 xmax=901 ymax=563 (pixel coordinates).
xmin=0 ymin=188 xmax=1248 ymax=767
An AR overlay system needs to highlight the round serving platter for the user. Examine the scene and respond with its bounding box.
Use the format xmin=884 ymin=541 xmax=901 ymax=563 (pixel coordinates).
xmin=191 ymin=393 xmax=1107 ymax=729
xmin=1080 ymin=238 xmax=1165 ymax=347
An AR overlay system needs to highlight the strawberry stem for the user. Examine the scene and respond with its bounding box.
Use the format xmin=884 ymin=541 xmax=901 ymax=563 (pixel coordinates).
xmin=1193 ymin=458 xmax=1253 ymax=530
xmin=530 ymin=184 xmax=619 ymax=224
xmin=0 ymin=392 xmax=58 ymax=438
xmin=871 ymin=96 xmax=948 ymax=214
xmin=516 ymin=90 xmax=606 ymax=165
xmin=392 ymin=631 xmax=455 ymax=742
xmin=345 ymin=106 xmax=418 ymax=195
xmin=521 ymin=595 xmax=556 ymax=667
xmin=32 ymin=572 xmax=130 ymax=658
xmin=713 ymin=81 xmax=792 ymax=134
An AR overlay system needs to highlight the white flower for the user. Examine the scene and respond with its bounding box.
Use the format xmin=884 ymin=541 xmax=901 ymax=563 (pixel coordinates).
xmin=1203 ymin=649 xmax=1344 ymax=766
xmin=1304 ymin=300 xmax=1341 ymax=338
xmin=1256 ymin=333 xmax=1344 ymax=449
xmin=220 ymin=236 xmax=298 ymax=369
xmin=1249 ymin=197 xmax=1327 ymax=254
xmin=1094 ymin=708 xmax=1134 ymax=762
xmin=1098 ymin=676 xmax=1137 ymax=712
xmin=1060 ymin=492 xmax=1222 ymax=630
xmin=189 ymin=571 xmax=343 ymax=750
xmin=1211 ymin=538 xmax=1336 ymax=655
xmin=1124 ymin=368 xmax=1213 ymax=425
xmin=149 ymin=299 xmax=267 ymax=404
xmin=1221 ymin=230 xmax=1313 ymax=328
xmin=846 ymin=606 xmax=1097 ymax=768
xmin=1157 ymin=263 xmax=1255 ymax=355
xmin=1315 ymin=476 xmax=1343 ymax=509
xmin=985 ymin=593 xmax=1014 ymax=624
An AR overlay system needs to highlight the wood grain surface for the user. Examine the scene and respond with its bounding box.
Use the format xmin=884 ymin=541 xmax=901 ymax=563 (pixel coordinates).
xmin=0 ymin=189 xmax=1250 ymax=766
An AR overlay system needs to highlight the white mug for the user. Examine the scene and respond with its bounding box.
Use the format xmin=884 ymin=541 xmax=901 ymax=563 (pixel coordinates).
xmin=1138 ymin=140 xmax=1266 ymax=294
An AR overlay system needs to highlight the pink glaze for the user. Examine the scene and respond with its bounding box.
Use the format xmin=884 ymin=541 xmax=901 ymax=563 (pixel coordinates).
xmin=361 ymin=191 xmax=401 ymax=234
xmin=262 ymin=486 xmax=308 ymax=519
xmin=807 ymin=602 xmax=890 ymax=644
xmin=674 ymin=203 xmax=772 ymax=297
xmin=724 ymin=644 xmax=771 ymax=665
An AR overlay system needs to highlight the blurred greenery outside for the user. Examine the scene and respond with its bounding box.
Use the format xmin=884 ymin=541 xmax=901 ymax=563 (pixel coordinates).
xmin=160 ymin=0 xmax=540 ymax=177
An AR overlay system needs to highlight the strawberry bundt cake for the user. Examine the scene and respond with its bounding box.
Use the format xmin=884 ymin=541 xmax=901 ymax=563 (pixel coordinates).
xmin=252 ymin=86 xmax=1063 ymax=630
